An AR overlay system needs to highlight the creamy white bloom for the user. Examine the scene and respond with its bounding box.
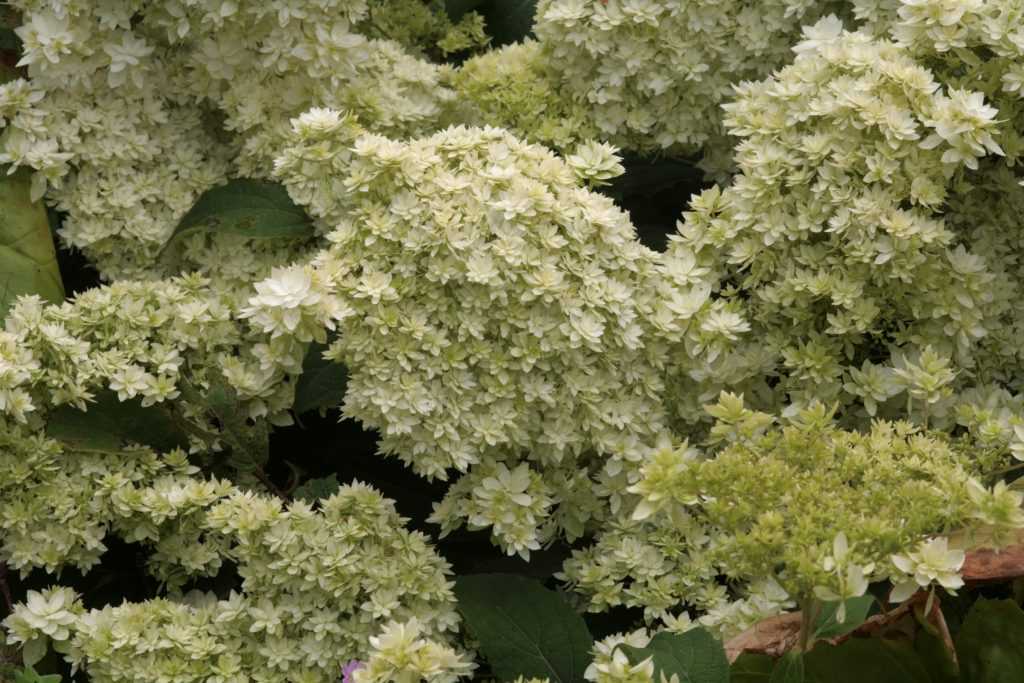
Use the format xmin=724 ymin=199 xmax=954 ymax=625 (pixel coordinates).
xmin=248 ymin=267 xmax=321 ymax=308
xmin=889 ymin=537 xmax=965 ymax=602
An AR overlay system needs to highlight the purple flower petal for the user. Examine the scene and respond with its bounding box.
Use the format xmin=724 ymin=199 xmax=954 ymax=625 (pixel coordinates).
xmin=342 ymin=660 xmax=364 ymax=683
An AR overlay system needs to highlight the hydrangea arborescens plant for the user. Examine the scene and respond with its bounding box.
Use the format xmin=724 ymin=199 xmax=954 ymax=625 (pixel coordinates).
xmin=2 ymin=0 xmax=457 ymax=282
xmin=532 ymin=0 xmax=845 ymax=164
xmin=449 ymin=41 xmax=601 ymax=151
xmin=662 ymin=20 xmax=1024 ymax=432
xmin=560 ymin=396 xmax=1023 ymax=636
xmin=2 ymin=0 xmax=1024 ymax=682
xmin=264 ymin=112 xmax=714 ymax=557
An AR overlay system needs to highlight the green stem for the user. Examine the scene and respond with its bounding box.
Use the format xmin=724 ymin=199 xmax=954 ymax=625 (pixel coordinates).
xmin=254 ymin=467 xmax=289 ymax=501
xmin=798 ymin=596 xmax=820 ymax=653
xmin=986 ymin=461 xmax=1024 ymax=484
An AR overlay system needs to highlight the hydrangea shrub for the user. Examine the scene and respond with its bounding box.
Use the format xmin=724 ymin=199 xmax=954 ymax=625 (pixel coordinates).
xmin=1 ymin=1 xmax=1024 ymax=682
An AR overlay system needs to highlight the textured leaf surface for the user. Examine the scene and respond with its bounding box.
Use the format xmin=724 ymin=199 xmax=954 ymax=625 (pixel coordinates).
xmin=15 ymin=665 xmax=62 ymax=683
xmin=769 ymin=652 xmax=804 ymax=683
xmin=0 ymin=168 xmax=64 ymax=319
xmin=163 ymin=179 xmax=313 ymax=252
xmin=811 ymin=596 xmax=875 ymax=640
xmin=803 ymin=639 xmax=933 ymax=682
xmin=293 ymin=342 xmax=348 ymax=415
xmin=454 ymin=574 xmax=593 ymax=683
xmin=293 ymin=475 xmax=341 ymax=503
xmin=0 ymin=49 xmax=63 ymax=317
xmin=725 ymin=612 xmax=802 ymax=662
xmin=955 ymin=598 xmax=1024 ymax=682
xmin=731 ymin=653 xmax=774 ymax=683
xmin=618 ymin=629 xmax=729 ymax=683
xmin=45 ymin=390 xmax=188 ymax=452
xmin=204 ymin=379 xmax=269 ymax=471
xmin=914 ymin=629 xmax=958 ymax=683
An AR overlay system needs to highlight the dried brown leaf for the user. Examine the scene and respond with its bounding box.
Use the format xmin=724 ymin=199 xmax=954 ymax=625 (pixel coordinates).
xmin=724 ymin=612 xmax=801 ymax=663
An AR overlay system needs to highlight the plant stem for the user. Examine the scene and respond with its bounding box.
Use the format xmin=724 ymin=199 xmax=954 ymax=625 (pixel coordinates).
xmin=986 ymin=461 xmax=1024 ymax=483
xmin=0 ymin=561 xmax=14 ymax=614
xmin=254 ymin=467 xmax=289 ymax=501
xmin=797 ymin=596 xmax=819 ymax=653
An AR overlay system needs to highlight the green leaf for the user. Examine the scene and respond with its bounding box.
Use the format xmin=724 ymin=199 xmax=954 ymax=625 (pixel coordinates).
xmin=203 ymin=379 xmax=269 ymax=471
xmin=293 ymin=474 xmax=341 ymax=504
xmin=0 ymin=60 xmax=63 ymax=320
xmin=769 ymin=652 xmax=804 ymax=683
xmin=15 ymin=665 xmax=61 ymax=683
xmin=811 ymin=596 xmax=875 ymax=640
xmin=0 ymin=167 xmax=65 ymax=320
xmin=161 ymin=179 xmax=313 ymax=254
xmin=914 ymin=629 xmax=958 ymax=683
xmin=19 ymin=639 xmax=46 ymax=669
xmin=0 ymin=26 xmax=21 ymax=53
xmin=45 ymin=390 xmax=189 ymax=453
xmin=955 ymin=598 xmax=1024 ymax=682
xmin=444 ymin=0 xmax=488 ymax=20
xmin=15 ymin=666 xmax=61 ymax=683
xmin=802 ymin=638 xmax=933 ymax=682
xmin=293 ymin=342 xmax=348 ymax=415
xmin=731 ymin=653 xmax=775 ymax=683
xmin=617 ymin=629 xmax=729 ymax=683
xmin=454 ymin=574 xmax=593 ymax=683
xmin=478 ymin=0 xmax=537 ymax=46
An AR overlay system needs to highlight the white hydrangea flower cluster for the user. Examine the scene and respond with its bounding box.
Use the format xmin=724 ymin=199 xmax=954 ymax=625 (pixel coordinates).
xmin=532 ymin=0 xmax=844 ymax=163
xmin=561 ymin=397 xmax=1024 ymax=638
xmin=360 ymin=0 xmax=489 ymax=59
xmin=660 ymin=21 xmax=1023 ymax=429
xmin=3 ymin=1 xmax=1024 ymax=677
xmin=0 ymin=279 xmax=467 ymax=680
xmin=1 ymin=0 xmax=456 ymax=281
xmin=262 ymin=117 xmax=723 ymax=556
xmin=0 ymin=275 xmax=302 ymax=428
xmin=449 ymin=41 xmax=602 ymax=151
xmin=354 ymin=617 xmax=474 ymax=683
xmin=852 ymin=0 xmax=1024 ymax=59
xmin=888 ymin=536 xmax=966 ymax=603
xmin=0 ymin=418 xmax=202 ymax=575
xmin=1 ymin=425 xmax=463 ymax=683
xmin=3 ymin=0 xmax=233 ymax=280
xmin=585 ymin=629 xmax=655 ymax=683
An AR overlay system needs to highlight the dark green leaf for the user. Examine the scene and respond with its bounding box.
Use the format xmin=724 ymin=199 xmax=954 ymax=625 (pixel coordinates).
xmin=162 ymin=179 xmax=313 ymax=254
xmin=770 ymin=652 xmax=804 ymax=683
xmin=203 ymin=379 xmax=269 ymax=471
xmin=46 ymin=390 xmax=189 ymax=453
xmin=454 ymin=574 xmax=593 ymax=683
xmin=293 ymin=475 xmax=341 ymax=504
xmin=802 ymin=638 xmax=933 ymax=682
xmin=293 ymin=342 xmax=348 ymax=415
xmin=731 ymin=653 xmax=775 ymax=683
xmin=914 ymin=629 xmax=958 ymax=683
xmin=0 ymin=26 xmax=21 ymax=53
xmin=0 ymin=167 xmax=64 ymax=319
xmin=19 ymin=640 xmax=46 ymax=669
xmin=811 ymin=596 xmax=875 ymax=640
xmin=444 ymin=0 xmax=488 ymax=20
xmin=617 ymin=629 xmax=729 ymax=683
xmin=955 ymin=598 xmax=1024 ymax=682
xmin=478 ymin=0 xmax=537 ymax=46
